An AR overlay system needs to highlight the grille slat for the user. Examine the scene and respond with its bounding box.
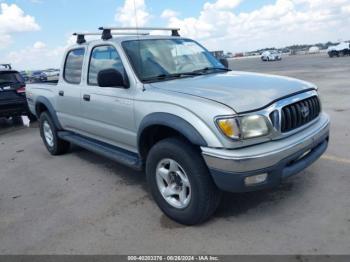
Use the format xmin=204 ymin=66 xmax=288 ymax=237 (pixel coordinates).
xmin=280 ymin=96 xmax=320 ymax=133
xmin=309 ymin=99 xmax=315 ymax=119
xmin=281 ymin=110 xmax=286 ymax=131
xmin=290 ymin=105 xmax=297 ymax=129
xmin=307 ymin=99 xmax=314 ymax=121
xmin=285 ymin=107 xmax=292 ymax=131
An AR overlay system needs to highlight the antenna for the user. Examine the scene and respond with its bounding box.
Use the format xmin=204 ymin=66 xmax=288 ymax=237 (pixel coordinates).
xmin=99 ymin=27 xmax=181 ymax=38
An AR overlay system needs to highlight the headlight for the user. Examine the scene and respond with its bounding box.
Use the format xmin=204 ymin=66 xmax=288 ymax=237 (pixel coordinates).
xmin=216 ymin=115 xmax=270 ymax=140
xmin=240 ymin=115 xmax=269 ymax=139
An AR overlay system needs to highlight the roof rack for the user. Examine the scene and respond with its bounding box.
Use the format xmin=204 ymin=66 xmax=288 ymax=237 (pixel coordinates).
xmin=0 ymin=64 xmax=12 ymax=70
xmin=98 ymin=27 xmax=181 ymax=40
xmin=73 ymin=31 xmax=151 ymax=44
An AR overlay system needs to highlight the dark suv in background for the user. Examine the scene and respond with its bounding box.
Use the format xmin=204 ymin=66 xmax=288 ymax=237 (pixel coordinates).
xmin=0 ymin=64 xmax=36 ymax=122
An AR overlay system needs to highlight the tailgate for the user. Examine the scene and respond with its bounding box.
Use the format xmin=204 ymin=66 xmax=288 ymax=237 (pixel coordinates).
xmin=0 ymin=89 xmax=24 ymax=103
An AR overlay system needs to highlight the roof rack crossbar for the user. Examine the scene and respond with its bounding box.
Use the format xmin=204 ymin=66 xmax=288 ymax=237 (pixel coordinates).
xmin=99 ymin=27 xmax=181 ymax=38
xmin=73 ymin=32 xmax=150 ymax=44
xmin=0 ymin=64 xmax=12 ymax=70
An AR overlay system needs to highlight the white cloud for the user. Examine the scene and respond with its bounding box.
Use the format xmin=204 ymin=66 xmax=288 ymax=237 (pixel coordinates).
xmin=115 ymin=0 xmax=150 ymax=27
xmin=5 ymin=33 xmax=104 ymax=70
xmin=33 ymin=41 xmax=46 ymax=49
xmin=163 ymin=0 xmax=350 ymax=52
xmin=203 ymin=0 xmax=242 ymax=10
xmin=161 ymin=9 xmax=179 ymax=19
xmin=0 ymin=3 xmax=40 ymax=48
xmin=6 ymin=41 xmax=64 ymax=70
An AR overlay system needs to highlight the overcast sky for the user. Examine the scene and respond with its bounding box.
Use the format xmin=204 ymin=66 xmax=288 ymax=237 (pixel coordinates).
xmin=1 ymin=0 xmax=350 ymax=70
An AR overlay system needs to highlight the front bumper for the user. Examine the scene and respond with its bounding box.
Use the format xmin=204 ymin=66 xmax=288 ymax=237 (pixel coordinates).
xmin=202 ymin=113 xmax=330 ymax=192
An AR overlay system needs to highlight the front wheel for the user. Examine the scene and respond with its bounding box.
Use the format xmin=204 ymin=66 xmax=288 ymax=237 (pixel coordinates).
xmin=146 ymin=138 xmax=221 ymax=225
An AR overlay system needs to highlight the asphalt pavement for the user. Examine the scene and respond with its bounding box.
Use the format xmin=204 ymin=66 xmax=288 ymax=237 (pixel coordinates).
xmin=0 ymin=53 xmax=349 ymax=254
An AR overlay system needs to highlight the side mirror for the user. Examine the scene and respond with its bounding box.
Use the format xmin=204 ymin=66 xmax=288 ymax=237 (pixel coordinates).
xmin=97 ymin=69 xmax=128 ymax=88
xmin=219 ymin=58 xmax=229 ymax=69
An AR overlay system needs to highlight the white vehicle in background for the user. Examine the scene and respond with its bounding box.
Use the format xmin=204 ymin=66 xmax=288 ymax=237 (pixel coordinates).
xmin=327 ymin=42 xmax=350 ymax=57
xmin=40 ymin=69 xmax=60 ymax=82
xmin=261 ymin=50 xmax=282 ymax=61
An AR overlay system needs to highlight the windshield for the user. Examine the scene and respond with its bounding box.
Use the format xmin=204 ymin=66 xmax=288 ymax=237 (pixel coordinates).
xmin=122 ymin=39 xmax=225 ymax=82
xmin=0 ymin=72 xmax=24 ymax=85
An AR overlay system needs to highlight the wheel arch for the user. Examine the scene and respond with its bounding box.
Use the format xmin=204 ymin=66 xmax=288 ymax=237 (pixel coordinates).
xmin=137 ymin=113 xmax=208 ymax=161
xmin=35 ymin=96 xmax=63 ymax=130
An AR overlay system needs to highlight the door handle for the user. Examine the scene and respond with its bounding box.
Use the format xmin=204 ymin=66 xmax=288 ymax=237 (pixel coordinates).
xmin=83 ymin=94 xmax=91 ymax=101
xmin=58 ymin=90 xmax=64 ymax=96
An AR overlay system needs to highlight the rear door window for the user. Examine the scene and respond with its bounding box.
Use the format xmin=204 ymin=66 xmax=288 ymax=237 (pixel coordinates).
xmin=0 ymin=71 xmax=24 ymax=85
xmin=64 ymin=48 xmax=85 ymax=84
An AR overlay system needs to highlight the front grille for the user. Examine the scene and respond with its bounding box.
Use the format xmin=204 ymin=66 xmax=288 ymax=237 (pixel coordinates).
xmin=280 ymin=96 xmax=320 ymax=133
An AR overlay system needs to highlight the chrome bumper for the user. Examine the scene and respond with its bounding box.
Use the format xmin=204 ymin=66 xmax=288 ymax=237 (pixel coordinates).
xmin=202 ymin=113 xmax=330 ymax=174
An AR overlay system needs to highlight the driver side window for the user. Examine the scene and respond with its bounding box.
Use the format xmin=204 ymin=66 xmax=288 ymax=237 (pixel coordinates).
xmin=88 ymin=45 xmax=126 ymax=86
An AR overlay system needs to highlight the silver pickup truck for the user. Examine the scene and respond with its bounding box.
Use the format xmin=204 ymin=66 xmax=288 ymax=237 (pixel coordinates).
xmin=26 ymin=27 xmax=330 ymax=225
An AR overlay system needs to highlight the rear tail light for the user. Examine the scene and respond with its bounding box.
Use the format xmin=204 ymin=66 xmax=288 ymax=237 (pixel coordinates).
xmin=16 ymin=85 xmax=26 ymax=94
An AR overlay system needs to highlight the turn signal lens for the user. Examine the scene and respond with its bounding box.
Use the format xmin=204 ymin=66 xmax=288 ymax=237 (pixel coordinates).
xmin=217 ymin=118 xmax=240 ymax=139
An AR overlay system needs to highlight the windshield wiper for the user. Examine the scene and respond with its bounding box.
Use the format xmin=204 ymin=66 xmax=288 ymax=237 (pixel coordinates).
xmin=142 ymin=73 xmax=196 ymax=82
xmin=189 ymin=67 xmax=232 ymax=75
xmin=142 ymin=67 xmax=231 ymax=82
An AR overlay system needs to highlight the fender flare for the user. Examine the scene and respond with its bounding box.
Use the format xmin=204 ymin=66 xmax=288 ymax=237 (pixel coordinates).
xmin=35 ymin=96 xmax=63 ymax=130
xmin=137 ymin=113 xmax=208 ymax=149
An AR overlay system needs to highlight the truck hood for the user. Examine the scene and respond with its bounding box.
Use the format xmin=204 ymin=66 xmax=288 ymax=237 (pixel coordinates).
xmin=150 ymin=71 xmax=316 ymax=113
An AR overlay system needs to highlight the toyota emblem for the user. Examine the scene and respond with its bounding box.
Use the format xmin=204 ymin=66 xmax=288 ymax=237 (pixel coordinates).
xmin=301 ymin=104 xmax=310 ymax=118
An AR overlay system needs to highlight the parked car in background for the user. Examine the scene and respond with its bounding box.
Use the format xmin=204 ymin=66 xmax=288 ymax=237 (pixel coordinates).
xmin=328 ymin=42 xmax=350 ymax=57
xmin=27 ymin=28 xmax=329 ymax=225
xmin=261 ymin=50 xmax=282 ymax=61
xmin=29 ymin=71 xmax=44 ymax=83
xmin=40 ymin=69 xmax=60 ymax=82
xmin=0 ymin=64 xmax=37 ymax=122
xmin=19 ymin=71 xmax=30 ymax=82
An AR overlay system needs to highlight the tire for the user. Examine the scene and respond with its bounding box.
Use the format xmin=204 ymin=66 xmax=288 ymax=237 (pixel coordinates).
xmin=146 ymin=138 xmax=222 ymax=225
xmin=39 ymin=112 xmax=70 ymax=155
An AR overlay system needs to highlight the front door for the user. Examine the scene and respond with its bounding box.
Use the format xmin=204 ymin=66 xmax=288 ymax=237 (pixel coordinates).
xmin=79 ymin=45 xmax=136 ymax=152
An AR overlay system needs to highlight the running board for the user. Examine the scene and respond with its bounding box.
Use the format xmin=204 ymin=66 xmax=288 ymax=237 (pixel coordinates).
xmin=58 ymin=131 xmax=143 ymax=170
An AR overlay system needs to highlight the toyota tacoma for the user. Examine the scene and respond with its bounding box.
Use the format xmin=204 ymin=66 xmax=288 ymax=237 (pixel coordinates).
xmin=26 ymin=27 xmax=330 ymax=225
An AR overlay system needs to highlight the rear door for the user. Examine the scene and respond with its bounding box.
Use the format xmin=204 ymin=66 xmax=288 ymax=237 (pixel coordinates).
xmin=79 ymin=44 xmax=135 ymax=151
xmin=56 ymin=48 xmax=85 ymax=131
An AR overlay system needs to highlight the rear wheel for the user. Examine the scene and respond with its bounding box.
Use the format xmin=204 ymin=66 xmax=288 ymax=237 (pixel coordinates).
xmin=39 ymin=112 xmax=70 ymax=155
xmin=146 ymin=138 xmax=221 ymax=225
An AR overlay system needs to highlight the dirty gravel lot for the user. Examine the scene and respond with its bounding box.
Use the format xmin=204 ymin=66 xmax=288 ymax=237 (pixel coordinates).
xmin=0 ymin=54 xmax=349 ymax=254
